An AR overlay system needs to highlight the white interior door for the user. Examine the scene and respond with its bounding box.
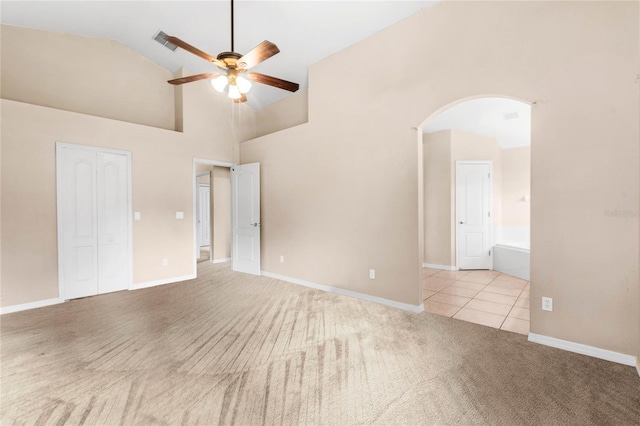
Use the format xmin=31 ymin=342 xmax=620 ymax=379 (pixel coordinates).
xmin=97 ymin=152 xmax=130 ymax=294
xmin=197 ymin=185 xmax=211 ymax=247
xmin=231 ymin=163 xmax=260 ymax=275
xmin=456 ymin=162 xmax=492 ymax=270
xmin=58 ymin=143 xmax=131 ymax=299
xmin=60 ymin=146 xmax=99 ymax=299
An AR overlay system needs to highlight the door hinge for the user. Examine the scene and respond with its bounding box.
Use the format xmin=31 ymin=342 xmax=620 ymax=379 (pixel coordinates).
xmin=488 ymin=212 xmax=491 ymax=217
xmin=489 ymin=250 xmax=492 ymax=256
xmin=488 ymin=173 xmax=491 ymax=178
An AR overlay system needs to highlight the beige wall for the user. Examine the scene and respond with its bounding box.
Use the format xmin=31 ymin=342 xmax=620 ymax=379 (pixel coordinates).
xmin=423 ymin=129 xmax=503 ymax=267
xmin=212 ymin=167 xmax=231 ymax=260
xmin=242 ymin=1 xmax=639 ymax=355
xmin=1 ymin=25 xmax=176 ymax=130
xmin=1 ymin=25 xmax=256 ymax=307
xmin=424 ymin=131 xmax=453 ymax=266
xmin=255 ymin=90 xmax=308 ymax=138
xmin=502 ymin=146 xmax=531 ymax=227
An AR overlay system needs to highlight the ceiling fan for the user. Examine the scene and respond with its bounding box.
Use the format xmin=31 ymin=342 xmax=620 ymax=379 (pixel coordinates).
xmin=164 ymin=0 xmax=299 ymax=103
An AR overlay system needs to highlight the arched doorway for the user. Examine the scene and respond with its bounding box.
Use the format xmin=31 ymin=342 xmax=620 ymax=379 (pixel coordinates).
xmin=417 ymin=96 xmax=532 ymax=334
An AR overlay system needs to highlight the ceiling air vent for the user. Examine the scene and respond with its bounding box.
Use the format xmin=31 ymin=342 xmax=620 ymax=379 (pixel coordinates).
xmin=503 ymin=111 xmax=520 ymax=120
xmin=153 ymin=30 xmax=177 ymax=51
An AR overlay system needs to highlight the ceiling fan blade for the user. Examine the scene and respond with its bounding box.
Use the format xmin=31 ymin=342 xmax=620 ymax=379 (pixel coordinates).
xmin=248 ymin=72 xmax=299 ymax=92
xmin=233 ymin=94 xmax=248 ymax=104
xmin=167 ymin=72 xmax=219 ymax=85
xmin=237 ymin=41 xmax=280 ymax=70
xmin=164 ymin=36 xmax=226 ymax=68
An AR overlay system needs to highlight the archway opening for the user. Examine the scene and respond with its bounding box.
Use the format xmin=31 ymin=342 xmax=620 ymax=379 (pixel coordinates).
xmin=417 ymin=96 xmax=532 ymax=334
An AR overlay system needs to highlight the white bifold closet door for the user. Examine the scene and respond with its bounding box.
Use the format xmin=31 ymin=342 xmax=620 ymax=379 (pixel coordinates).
xmin=59 ymin=145 xmax=130 ymax=299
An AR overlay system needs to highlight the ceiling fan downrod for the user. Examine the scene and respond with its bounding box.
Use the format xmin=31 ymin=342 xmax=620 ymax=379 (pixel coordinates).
xmin=230 ymin=0 xmax=235 ymax=53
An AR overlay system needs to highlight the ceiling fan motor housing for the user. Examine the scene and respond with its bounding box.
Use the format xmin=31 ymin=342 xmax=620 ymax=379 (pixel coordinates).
xmin=217 ymin=51 xmax=243 ymax=69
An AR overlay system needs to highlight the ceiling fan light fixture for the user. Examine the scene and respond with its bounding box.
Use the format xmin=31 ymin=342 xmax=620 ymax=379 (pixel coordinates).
xmin=211 ymin=75 xmax=229 ymax=92
xmin=165 ymin=0 xmax=299 ymax=102
xmin=227 ymin=84 xmax=242 ymax=99
xmin=236 ymin=75 xmax=252 ymax=94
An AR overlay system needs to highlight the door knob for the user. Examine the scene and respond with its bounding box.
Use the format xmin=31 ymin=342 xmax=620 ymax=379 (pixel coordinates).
xmin=251 ymin=223 xmax=261 ymax=227
xmin=459 ymin=221 xmax=464 ymax=224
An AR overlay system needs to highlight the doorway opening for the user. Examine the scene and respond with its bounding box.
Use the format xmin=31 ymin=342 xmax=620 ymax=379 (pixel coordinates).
xmin=193 ymin=159 xmax=233 ymax=274
xmin=196 ymin=171 xmax=212 ymax=263
xmin=418 ymin=96 xmax=531 ymax=334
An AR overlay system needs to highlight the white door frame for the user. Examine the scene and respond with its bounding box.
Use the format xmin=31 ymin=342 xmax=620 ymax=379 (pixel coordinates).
xmin=192 ymin=158 xmax=234 ymax=275
xmin=455 ymin=160 xmax=493 ymax=270
xmin=56 ymin=141 xmax=133 ymax=300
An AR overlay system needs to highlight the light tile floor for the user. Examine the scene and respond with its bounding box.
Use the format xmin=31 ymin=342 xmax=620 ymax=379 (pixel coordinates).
xmin=423 ymin=268 xmax=530 ymax=335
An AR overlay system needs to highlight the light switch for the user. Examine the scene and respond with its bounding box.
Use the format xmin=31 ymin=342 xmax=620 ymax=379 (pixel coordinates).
xmin=134 ymin=212 xmax=141 ymax=220
xmin=176 ymin=211 xmax=184 ymax=219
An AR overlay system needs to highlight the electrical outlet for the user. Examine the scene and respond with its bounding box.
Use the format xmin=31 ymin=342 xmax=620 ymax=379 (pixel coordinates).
xmin=162 ymin=258 xmax=168 ymax=266
xmin=542 ymin=297 xmax=553 ymax=311
xmin=280 ymin=255 xmax=284 ymax=263
xmin=369 ymin=269 xmax=375 ymax=279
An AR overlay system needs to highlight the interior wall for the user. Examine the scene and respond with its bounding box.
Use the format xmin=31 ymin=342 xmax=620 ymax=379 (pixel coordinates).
xmin=0 ymin=25 xmax=176 ymax=131
xmin=637 ymin=0 xmax=640 ymax=368
xmin=212 ymin=167 xmax=231 ymax=260
xmin=423 ymin=131 xmax=453 ymax=267
xmin=254 ymin=90 xmax=309 ymax=138
xmin=241 ymin=1 xmax=639 ymax=356
xmin=501 ymin=146 xmax=531 ymax=237
xmin=0 ymin=26 xmax=256 ymax=307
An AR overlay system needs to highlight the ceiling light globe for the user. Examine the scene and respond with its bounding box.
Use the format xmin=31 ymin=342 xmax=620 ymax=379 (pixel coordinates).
xmin=227 ymin=84 xmax=241 ymax=99
xmin=211 ymin=75 xmax=229 ymax=92
xmin=236 ymin=76 xmax=252 ymax=94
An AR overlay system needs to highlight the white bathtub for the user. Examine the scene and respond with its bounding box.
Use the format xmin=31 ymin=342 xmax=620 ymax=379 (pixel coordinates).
xmin=493 ymin=242 xmax=530 ymax=280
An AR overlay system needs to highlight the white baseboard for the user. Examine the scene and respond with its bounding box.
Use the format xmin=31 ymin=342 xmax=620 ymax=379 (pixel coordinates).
xmin=261 ymin=271 xmax=424 ymax=313
xmin=422 ymin=263 xmax=457 ymax=271
xmin=0 ymin=298 xmax=65 ymax=315
xmin=636 ymin=358 xmax=640 ymax=377
xmin=131 ymin=274 xmax=196 ymax=291
xmin=212 ymin=258 xmax=231 ymax=264
xmin=528 ymin=333 xmax=637 ymax=368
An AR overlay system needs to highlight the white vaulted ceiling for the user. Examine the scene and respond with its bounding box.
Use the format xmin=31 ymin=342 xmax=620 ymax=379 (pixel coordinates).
xmin=1 ymin=1 xmax=437 ymax=109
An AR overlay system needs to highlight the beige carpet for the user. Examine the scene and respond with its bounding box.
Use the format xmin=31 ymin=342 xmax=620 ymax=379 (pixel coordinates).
xmin=1 ymin=261 xmax=639 ymax=425
xmin=198 ymin=246 xmax=211 ymax=263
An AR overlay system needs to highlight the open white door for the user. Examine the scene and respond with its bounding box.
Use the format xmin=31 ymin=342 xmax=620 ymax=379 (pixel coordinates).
xmin=456 ymin=161 xmax=492 ymax=270
xmin=231 ymin=163 xmax=260 ymax=275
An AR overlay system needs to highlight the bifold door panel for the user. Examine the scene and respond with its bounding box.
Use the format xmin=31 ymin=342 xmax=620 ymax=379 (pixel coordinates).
xmin=58 ymin=145 xmax=131 ymax=299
